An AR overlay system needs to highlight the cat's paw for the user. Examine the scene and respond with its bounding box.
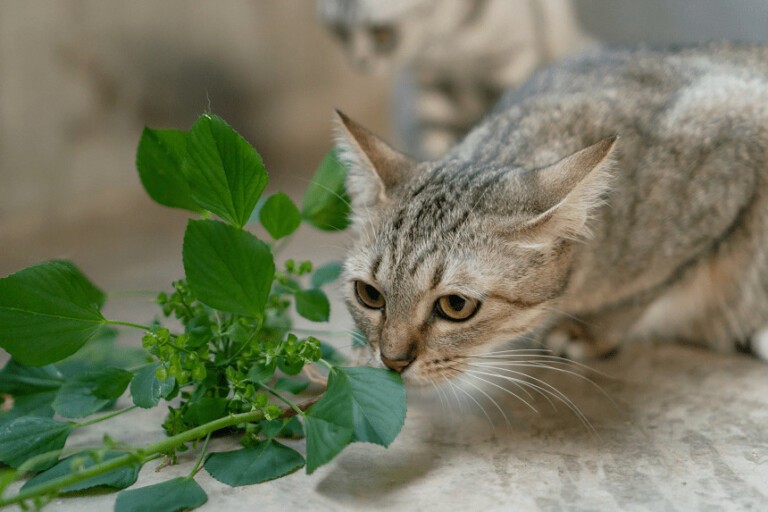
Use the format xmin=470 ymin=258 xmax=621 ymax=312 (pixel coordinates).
xmin=750 ymin=328 xmax=768 ymax=362
xmin=543 ymin=322 xmax=619 ymax=361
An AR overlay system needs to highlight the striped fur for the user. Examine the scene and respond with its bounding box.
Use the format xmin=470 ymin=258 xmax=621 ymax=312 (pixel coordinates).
xmin=338 ymin=43 xmax=768 ymax=385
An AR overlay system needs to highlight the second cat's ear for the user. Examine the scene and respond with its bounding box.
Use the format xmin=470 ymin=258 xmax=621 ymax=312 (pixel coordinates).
xmin=518 ymin=136 xmax=618 ymax=241
xmin=333 ymin=110 xmax=416 ymax=208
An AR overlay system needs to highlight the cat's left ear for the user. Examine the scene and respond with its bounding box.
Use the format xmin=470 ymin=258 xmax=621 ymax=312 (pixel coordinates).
xmin=333 ymin=110 xmax=416 ymax=209
xmin=519 ymin=136 xmax=618 ymax=241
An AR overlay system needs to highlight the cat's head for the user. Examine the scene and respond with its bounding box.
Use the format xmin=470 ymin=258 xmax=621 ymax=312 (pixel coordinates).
xmin=335 ymin=111 xmax=616 ymax=385
xmin=315 ymin=0 xmax=468 ymax=73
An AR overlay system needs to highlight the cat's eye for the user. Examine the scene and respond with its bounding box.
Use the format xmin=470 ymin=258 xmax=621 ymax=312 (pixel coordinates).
xmin=436 ymin=294 xmax=479 ymax=322
xmin=355 ymin=280 xmax=385 ymax=309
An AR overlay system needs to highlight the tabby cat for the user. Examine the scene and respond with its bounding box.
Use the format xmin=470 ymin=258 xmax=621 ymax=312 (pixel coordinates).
xmin=316 ymin=0 xmax=590 ymax=158
xmin=336 ymin=43 xmax=768 ymax=387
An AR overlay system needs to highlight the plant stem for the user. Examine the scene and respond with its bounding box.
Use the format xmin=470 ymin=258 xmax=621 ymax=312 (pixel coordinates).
xmin=187 ymin=433 xmax=211 ymax=478
xmin=74 ymin=406 xmax=138 ymax=428
xmin=107 ymin=320 xmax=153 ymax=331
xmin=258 ymin=384 xmax=304 ymax=416
xmin=316 ymin=358 xmax=335 ymax=371
xmin=0 ymin=398 xmax=321 ymax=508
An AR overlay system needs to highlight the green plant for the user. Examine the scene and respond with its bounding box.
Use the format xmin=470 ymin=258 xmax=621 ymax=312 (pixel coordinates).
xmin=0 ymin=113 xmax=406 ymax=511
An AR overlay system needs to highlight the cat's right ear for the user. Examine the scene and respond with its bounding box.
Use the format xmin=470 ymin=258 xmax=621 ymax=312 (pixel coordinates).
xmin=333 ymin=109 xmax=415 ymax=209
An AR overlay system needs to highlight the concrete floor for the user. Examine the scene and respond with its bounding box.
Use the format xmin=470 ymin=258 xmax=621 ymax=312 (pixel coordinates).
xmin=3 ymin=223 xmax=768 ymax=511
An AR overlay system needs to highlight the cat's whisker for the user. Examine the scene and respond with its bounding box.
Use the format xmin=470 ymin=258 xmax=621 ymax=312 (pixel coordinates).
xmin=462 ymin=369 xmax=539 ymax=414
xmin=444 ymin=369 xmax=496 ymax=431
xmin=468 ymin=360 xmax=615 ymax=402
xmin=465 ymin=367 xmax=557 ymax=411
xmin=471 ymin=348 xmax=555 ymax=356
xmin=465 ymin=363 xmax=595 ymax=433
xmin=454 ymin=362 xmax=537 ymax=403
xmin=442 ymin=374 xmax=467 ymax=414
xmin=539 ymin=305 xmax=597 ymax=328
xmin=456 ymin=372 xmax=512 ymax=428
xmin=467 ymin=354 xmax=612 ymax=378
xmin=429 ymin=378 xmax=449 ymax=419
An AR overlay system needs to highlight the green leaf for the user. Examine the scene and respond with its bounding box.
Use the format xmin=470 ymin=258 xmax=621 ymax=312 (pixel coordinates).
xmin=0 ymin=261 xmax=107 ymax=366
xmin=304 ymin=367 xmax=406 ymax=473
xmin=183 ymin=219 xmax=275 ymax=318
xmin=56 ymin=327 xmax=150 ymax=377
xmin=130 ymin=363 xmax=176 ymax=409
xmin=274 ymin=377 xmax=309 ymax=395
xmin=303 ymin=371 xmax=354 ymax=473
xmin=246 ymin=361 xmax=276 ymax=384
xmin=182 ymin=397 xmax=228 ymax=427
xmin=184 ymin=114 xmax=268 ymax=228
xmin=295 ymin=289 xmax=330 ymax=322
xmin=204 ymin=441 xmax=304 ymax=486
xmin=259 ymin=192 xmax=301 ymax=239
xmin=301 ymin=149 xmax=351 ymax=231
xmin=115 ymin=477 xmax=208 ymax=512
xmin=339 ymin=367 xmax=406 ymax=446
xmin=276 ymin=356 xmax=304 ymax=376
xmin=258 ymin=419 xmax=285 ymax=439
xmin=53 ymin=367 xmax=133 ymax=418
xmin=303 ymin=416 xmax=353 ymax=474
xmin=278 ymin=416 xmax=305 ymax=439
xmin=0 ymin=417 xmax=73 ymax=470
xmin=0 ymin=391 xmax=58 ymax=427
xmin=22 ymin=451 xmax=140 ymax=493
xmin=319 ymin=341 xmax=346 ymax=365
xmin=136 ymin=128 xmax=200 ymax=212
xmin=310 ymin=261 xmax=343 ymax=288
xmin=0 ymin=359 xmax=63 ymax=395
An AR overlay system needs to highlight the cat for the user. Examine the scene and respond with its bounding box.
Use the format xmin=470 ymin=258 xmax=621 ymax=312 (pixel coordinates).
xmin=316 ymin=0 xmax=591 ymax=159
xmin=334 ymin=42 xmax=768 ymax=387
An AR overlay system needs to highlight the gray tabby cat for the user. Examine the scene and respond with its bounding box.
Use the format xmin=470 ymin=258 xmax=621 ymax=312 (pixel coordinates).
xmin=316 ymin=0 xmax=590 ymax=158
xmin=336 ymin=42 xmax=768 ymax=386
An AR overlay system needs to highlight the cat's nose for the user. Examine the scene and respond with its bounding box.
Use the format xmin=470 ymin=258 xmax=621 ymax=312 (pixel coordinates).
xmin=380 ymin=354 xmax=414 ymax=373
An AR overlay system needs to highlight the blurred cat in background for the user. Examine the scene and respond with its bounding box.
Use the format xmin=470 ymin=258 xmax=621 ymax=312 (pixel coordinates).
xmin=317 ymin=0 xmax=591 ymax=158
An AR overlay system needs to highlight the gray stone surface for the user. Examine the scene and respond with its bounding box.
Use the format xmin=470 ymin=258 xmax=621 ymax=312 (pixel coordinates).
xmin=6 ymin=329 xmax=767 ymax=511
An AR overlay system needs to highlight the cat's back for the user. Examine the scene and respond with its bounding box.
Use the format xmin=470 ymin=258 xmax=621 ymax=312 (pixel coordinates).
xmin=501 ymin=42 xmax=768 ymax=106
xmin=450 ymin=42 xmax=768 ymax=323
xmin=458 ymin=42 xmax=768 ymax=168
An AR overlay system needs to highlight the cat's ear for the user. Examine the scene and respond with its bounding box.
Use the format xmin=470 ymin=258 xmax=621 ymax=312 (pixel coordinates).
xmin=519 ymin=136 xmax=618 ymax=242
xmin=333 ymin=109 xmax=415 ymax=208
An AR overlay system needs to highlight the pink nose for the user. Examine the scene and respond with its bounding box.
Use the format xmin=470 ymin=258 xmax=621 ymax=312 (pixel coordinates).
xmin=380 ymin=355 xmax=414 ymax=373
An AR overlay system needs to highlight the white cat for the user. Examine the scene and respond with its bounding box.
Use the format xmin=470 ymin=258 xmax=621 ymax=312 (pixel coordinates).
xmin=317 ymin=0 xmax=592 ymax=158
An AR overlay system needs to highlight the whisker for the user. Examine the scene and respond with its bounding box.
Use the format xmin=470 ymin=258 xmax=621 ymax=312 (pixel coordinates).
xmin=540 ymin=305 xmax=598 ymax=329
xmin=429 ymin=379 xmax=449 ymax=419
xmin=462 ymin=369 xmax=539 ymax=414
xmin=466 ymin=363 xmax=595 ymax=433
xmin=468 ymin=361 xmax=615 ymax=403
xmin=441 ymin=374 xmax=466 ymax=413
xmin=473 ymin=348 xmax=555 ymax=356
xmin=457 ymin=372 xmax=512 ymax=428
xmin=444 ymin=370 xmax=496 ymax=431
xmin=468 ymin=356 xmax=612 ymax=379
xmin=464 ymin=367 xmax=557 ymax=410
xmin=466 ymin=353 xmax=612 ymax=378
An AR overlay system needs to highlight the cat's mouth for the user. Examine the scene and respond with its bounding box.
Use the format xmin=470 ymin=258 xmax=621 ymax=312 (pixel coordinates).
xmin=391 ymin=356 xmax=469 ymax=386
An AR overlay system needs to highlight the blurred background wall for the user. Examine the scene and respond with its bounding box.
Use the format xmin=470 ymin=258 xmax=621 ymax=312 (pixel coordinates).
xmin=2 ymin=0 xmax=768 ymax=288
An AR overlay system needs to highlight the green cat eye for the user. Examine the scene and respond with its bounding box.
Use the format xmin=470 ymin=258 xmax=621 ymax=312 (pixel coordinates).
xmin=355 ymin=280 xmax=385 ymax=309
xmin=436 ymin=294 xmax=479 ymax=322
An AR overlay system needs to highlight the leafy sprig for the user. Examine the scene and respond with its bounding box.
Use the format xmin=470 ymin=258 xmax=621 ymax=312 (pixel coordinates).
xmin=0 ymin=113 xmax=404 ymax=511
